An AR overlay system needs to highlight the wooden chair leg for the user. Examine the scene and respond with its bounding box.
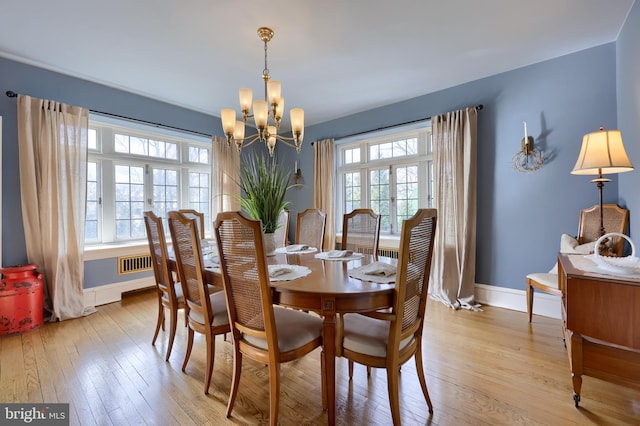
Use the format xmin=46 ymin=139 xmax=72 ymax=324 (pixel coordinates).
xmin=226 ymin=349 xmax=242 ymax=418
xmin=367 ymin=366 xmax=372 ymax=377
xmin=415 ymin=345 xmax=434 ymax=413
xmin=268 ymin=362 xmax=281 ymax=426
xmin=152 ymin=298 xmax=164 ymax=346
xmin=165 ymin=306 xmax=178 ymax=361
xmin=348 ymin=360 xmax=354 ymax=379
xmin=182 ymin=328 xmax=194 ymax=372
xmin=526 ymin=281 xmax=534 ymax=322
xmin=387 ymin=364 xmax=402 ymax=425
xmin=203 ymin=333 xmax=216 ymax=394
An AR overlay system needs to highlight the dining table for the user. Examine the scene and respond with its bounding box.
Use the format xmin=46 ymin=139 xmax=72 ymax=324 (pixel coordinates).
xmin=193 ymin=247 xmax=396 ymax=426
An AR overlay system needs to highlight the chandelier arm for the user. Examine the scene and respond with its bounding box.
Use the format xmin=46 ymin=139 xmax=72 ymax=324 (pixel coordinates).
xmin=232 ymin=134 xmax=262 ymax=149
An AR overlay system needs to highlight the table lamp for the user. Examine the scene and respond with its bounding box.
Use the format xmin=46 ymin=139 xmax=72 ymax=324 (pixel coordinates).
xmin=571 ymin=126 xmax=634 ymax=236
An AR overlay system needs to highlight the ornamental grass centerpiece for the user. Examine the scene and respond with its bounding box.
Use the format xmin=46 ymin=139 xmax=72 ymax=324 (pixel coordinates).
xmin=238 ymin=152 xmax=297 ymax=255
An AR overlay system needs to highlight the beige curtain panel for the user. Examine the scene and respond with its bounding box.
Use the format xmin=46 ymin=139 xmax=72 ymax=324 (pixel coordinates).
xmin=313 ymin=139 xmax=336 ymax=251
xmin=211 ymin=135 xmax=240 ymax=219
xmin=17 ymin=95 xmax=94 ymax=321
xmin=430 ymin=107 xmax=480 ymax=311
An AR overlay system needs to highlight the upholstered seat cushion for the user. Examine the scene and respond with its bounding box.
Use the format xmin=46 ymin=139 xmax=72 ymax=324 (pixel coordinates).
xmin=162 ymin=282 xmax=185 ymax=304
xmin=342 ymin=313 xmax=414 ymax=358
xmin=243 ymin=306 xmax=322 ymax=352
xmin=188 ymin=291 xmax=229 ymax=327
xmin=526 ymin=273 xmax=558 ymax=290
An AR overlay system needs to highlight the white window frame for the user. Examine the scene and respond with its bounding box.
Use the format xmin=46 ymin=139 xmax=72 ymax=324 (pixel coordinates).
xmin=336 ymin=124 xmax=433 ymax=237
xmin=86 ymin=115 xmax=211 ymax=247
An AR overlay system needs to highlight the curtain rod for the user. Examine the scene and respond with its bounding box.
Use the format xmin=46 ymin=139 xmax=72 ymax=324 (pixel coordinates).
xmin=314 ymin=103 xmax=484 ymax=145
xmin=5 ymin=90 xmax=213 ymax=138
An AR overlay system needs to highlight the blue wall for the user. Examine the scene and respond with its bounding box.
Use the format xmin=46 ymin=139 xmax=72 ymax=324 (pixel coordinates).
xmin=0 ymin=57 xmax=223 ymax=284
xmin=290 ymin=43 xmax=620 ymax=289
xmin=617 ymin=0 xmax=640 ymax=241
xmin=0 ymin=39 xmax=628 ymax=291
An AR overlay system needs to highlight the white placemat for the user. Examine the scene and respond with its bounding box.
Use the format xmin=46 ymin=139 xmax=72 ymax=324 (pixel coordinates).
xmin=268 ymin=264 xmax=312 ymax=282
xmin=275 ymin=245 xmax=318 ymax=254
xmin=315 ymin=250 xmax=365 ymax=261
xmin=348 ymin=261 xmax=397 ymax=284
xmin=204 ymin=253 xmax=220 ymax=269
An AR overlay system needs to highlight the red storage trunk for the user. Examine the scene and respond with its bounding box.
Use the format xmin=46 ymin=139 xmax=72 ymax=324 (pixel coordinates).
xmin=0 ymin=264 xmax=44 ymax=335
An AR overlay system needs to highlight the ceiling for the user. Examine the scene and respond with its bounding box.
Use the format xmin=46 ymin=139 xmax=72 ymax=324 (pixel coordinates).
xmin=0 ymin=1 xmax=635 ymax=128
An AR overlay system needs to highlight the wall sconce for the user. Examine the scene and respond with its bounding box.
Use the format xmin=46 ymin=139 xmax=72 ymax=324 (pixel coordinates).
xmin=293 ymin=160 xmax=303 ymax=186
xmin=513 ymin=121 xmax=544 ymax=173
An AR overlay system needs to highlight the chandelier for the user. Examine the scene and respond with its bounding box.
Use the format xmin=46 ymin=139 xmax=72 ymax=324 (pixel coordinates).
xmin=220 ymin=27 xmax=304 ymax=156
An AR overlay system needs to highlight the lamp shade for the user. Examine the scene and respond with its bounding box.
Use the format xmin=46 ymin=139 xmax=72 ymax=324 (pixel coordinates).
xmin=571 ymin=127 xmax=634 ymax=175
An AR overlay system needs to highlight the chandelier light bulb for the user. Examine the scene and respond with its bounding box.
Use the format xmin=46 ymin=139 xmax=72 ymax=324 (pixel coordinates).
xmin=239 ymin=88 xmax=253 ymax=114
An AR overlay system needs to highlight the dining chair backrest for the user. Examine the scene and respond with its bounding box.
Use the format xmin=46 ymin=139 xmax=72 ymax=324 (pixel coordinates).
xmin=342 ymin=208 xmax=381 ymax=259
xmin=577 ymin=204 xmax=629 ymax=256
xmin=144 ymin=211 xmax=176 ymax=297
xmin=296 ymin=208 xmax=326 ymax=249
xmin=168 ymin=211 xmax=212 ymax=326
xmin=179 ymin=209 xmax=206 ymax=239
xmin=393 ymin=208 xmax=437 ymax=336
xmin=214 ymin=211 xmax=274 ymax=340
xmin=273 ymin=209 xmax=290 ymax=248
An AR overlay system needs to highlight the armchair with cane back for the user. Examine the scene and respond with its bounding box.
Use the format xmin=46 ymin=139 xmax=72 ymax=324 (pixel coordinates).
xmin=526 ymin=203 xmax=629 ymax=322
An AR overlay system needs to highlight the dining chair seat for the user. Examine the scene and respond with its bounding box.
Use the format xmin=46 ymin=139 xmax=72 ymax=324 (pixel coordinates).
xmin=187 ymin=291 xmax=230 ymax=328
xmin=243 ymin=306 xmax=322 ymax=352
xmin=342 ymin=313 xmax=415 ymax=358
xmin=161 ymin=282 xmax=185 ymax=304
xmin=525 ymin=273 xmax=559 ymax=294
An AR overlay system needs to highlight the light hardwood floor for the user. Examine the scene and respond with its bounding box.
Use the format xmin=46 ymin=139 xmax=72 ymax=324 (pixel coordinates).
xmin=1 ymin=288 xmax=639 ymax=425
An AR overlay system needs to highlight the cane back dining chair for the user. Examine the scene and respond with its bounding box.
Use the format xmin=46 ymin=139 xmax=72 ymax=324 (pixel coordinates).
xmin=214 ymin=211 xmax=325 ymax=425
xmin=295 ymin=208 xmax=326 ymax=250
xmin=178 ymin=209 xmax=206 ymax=239
xmin=273 ymin=209 xmax=290 ymax=248
xmin=342 ymin=208 xmax=381 ymax=259
xmin=526 ymin=203 xmax=629 ymax=322
xmin=338 ymin=208 xmax=437 ymax=425
xmin=168 ymin=211 xmax=230 ymax=394
xmin=143 ymin=211 xmax=187 ymax=361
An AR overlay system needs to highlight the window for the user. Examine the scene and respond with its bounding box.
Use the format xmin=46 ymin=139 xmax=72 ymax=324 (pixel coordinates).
xmin=337 ymin=126 xmax=432 ymax=236
xmin=87 ymin=117 xmax=211 ymax=244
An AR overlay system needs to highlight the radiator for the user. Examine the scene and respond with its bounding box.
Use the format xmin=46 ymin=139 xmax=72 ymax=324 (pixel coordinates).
xmin=118 ymin=254 xmax=153 ymax=274
xmin=378 ymin=247 xmax=399 ymax=259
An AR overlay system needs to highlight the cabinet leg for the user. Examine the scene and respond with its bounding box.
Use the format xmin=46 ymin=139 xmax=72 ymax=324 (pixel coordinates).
xmin=573 ymin=392 xmax=580 ymax=407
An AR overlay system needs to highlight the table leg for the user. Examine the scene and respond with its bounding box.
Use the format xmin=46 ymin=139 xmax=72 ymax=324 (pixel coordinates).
xmin=321 ymin=299 xmax=337 ymax=426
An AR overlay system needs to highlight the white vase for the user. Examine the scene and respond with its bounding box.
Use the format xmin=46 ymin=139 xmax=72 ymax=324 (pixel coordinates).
xmin=263 ymin=232 xmax=277 ymax=256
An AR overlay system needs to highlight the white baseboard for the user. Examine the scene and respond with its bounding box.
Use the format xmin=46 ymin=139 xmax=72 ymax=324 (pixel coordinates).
xmin=82 ymin=279 xmax=560 ymax=319
xmin=84 ymin=277 xmax=155 ymax=307
xmin=475 ymin=283 xmax=561 ymax=320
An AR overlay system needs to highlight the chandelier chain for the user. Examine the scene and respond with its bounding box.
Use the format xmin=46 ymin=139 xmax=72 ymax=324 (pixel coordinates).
xmin=263 ymin=39 xmax=270 ymax=81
